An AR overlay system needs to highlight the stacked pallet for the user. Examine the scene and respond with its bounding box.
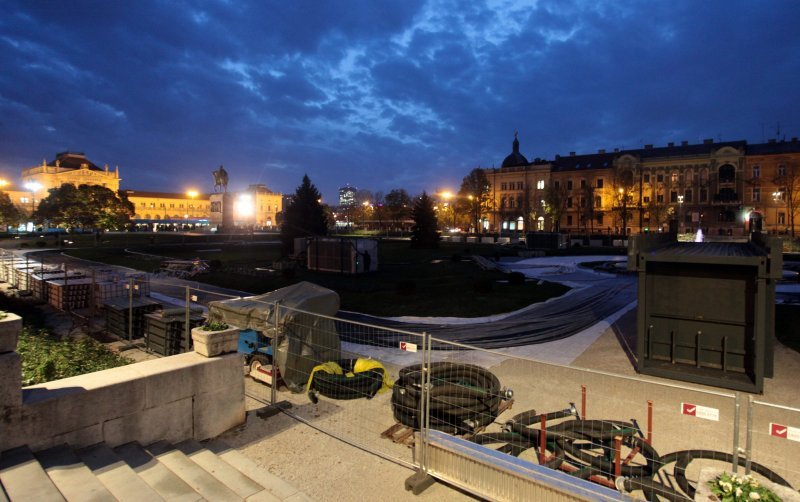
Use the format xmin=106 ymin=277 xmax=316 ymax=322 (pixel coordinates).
xmin=13 ymin=263 xmax=42 ymax=291
xmin=144 ymin=309 xmax=205 ymax=356
xmin=47 ymin=278 xmax=94 ymax=310
xmin=94 ymin=281 xmax=130 ymax=308
xmin=103 ymin=297 xmax=162 ymax=340
xmin=0 ymin=256 xmax=17 ymax=282
xmin=30 ymin=270 xmax=84 ymax=301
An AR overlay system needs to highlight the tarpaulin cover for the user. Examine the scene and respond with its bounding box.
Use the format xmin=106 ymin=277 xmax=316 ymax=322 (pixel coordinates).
xmin=207 ymin=281 xmax=341 ymax=392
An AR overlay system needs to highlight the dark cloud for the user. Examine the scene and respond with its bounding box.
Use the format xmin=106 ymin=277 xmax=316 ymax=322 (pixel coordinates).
xmin=1 ymin=0 xmax=799 ymax=200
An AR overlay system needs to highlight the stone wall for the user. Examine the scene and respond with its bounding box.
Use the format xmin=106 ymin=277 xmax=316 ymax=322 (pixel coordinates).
xmin=0 ymin=315 xmax=245 ymax=452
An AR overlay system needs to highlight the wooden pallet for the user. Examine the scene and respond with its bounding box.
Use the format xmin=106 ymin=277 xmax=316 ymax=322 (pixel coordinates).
xmin=382 ymin=398 xmax=515 ymax=447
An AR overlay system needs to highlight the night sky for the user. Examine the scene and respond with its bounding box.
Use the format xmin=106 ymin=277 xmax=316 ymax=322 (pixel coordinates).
xmin=1 ymin=1 xmax=799 ymax=203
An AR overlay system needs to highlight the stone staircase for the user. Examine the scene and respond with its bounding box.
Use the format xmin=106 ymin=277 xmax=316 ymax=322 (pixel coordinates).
xmin=0 ymin=439 xmax=311 ymax=501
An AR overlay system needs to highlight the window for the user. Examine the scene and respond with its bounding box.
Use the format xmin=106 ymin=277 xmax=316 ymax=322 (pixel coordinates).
xmin=657 ymin=174 xmax=664 ymax=182
xmin=719 ymin=164 xmax=735 ymax=183
xmin=778 ymin=212 xmax=786 ymax=225
xmin=179 ymin=204 xmax=184 ymax=209
xmin=20 ymin=197 xmax=29 ymax=204
xmin=778 ymin=164 xmax=786 ymax=177
xmin=657 ymin=194 xmax=664 ymax=203
xmin=670 ymin=191 xmax=678 ymax=203
xmin=169 ymin=203 xmax=174 ymax=209
xmin=684 ymin=189 xmax=692 ymax=202
xmin=567 ymin=215 xmax=573 ymax=226
xmin=596 ymin=213 xmax=604 ymax=225
xmin=752 ymin=165 xmax=760 ymax=178
xmin=567 ymin=180 xmax=573 ymax=190
xmin=567 ymin=197 xmax=573 ymax=208
xmin=752 ymin=187 xmax=760 ymax=202
xmin=597 ymin=179 xmax=604 ymax=188
xmin=580 ymin=179 xmax=586 ymax=188
xmin=643 ymin=174 xmax=650 ymax=183
xmin=643 ymin=196 xmax=650 ymax=204
xmin=700 ymin=188 xmax=708 ymax=202
xmin=140 ymin=202 xmax=145 ymax=208
xmin=554 ymin=181 xmax=560 ymax=189
xmin=671 ymin=172 xmax=678 ymax=183
xmin=516 ymin=181 xmax=523 ymax=190
xmin=149 ymin=203 xmax=155 ymax=209
xmin=580 ymin=197 xmax=586 ymax=208
xmin=500 ymin=182 xmax=507 ymax=190
xmin=536 ymin=180 xmax=544 ymax=189
xmin=594 ymin=196 xmax=602 ymax=208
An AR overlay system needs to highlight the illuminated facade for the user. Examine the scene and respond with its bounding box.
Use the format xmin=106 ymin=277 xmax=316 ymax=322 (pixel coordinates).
xmin=209 ymin=184 xmax=282 ymax=229
xmin=122 ymin=190 xmax=210 ymax=221
xmin=482 ymin=136 xmax=800 ymax=236
xmin=22 ymin=152 xmax=120 ymax=192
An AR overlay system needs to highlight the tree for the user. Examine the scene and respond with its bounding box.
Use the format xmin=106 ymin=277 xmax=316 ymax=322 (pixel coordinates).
xmin=384 ymin=189 xmax=411 ymax=231
xmin=579 ymin=184 xmax=595 ymax=233
xmin=0 ymin=191 xmax=21 ymax=229
xmin=543 ymin=183 xmax=567 ymax=231
xmin=776 ymin=160 xmax=800 ymax=242
xmin=410 ymin=192 xmax=439 ymax=248
xmin=280 ymin=174 xmax=328 ymax=253
xmin=34 ymin=184 xmax=134 ymax=230
xmin=458 ymin=168 xmax=492 ymax=232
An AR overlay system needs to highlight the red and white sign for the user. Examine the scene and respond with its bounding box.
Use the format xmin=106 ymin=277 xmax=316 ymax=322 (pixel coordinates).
xmin=681 ymin=402 xmax=719 ymax=421
xmin=400 ymin=341 xmax=417 ymax=352
xmin=770 ymin=423 xmax=800 ymax=442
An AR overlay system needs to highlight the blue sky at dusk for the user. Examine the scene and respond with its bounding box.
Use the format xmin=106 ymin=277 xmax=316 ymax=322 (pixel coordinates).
xmin=1 ymin=0 xmax=799 ymax=202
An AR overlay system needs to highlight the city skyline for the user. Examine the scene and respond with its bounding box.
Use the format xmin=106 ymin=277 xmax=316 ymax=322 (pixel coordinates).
xmin=1 ymin=1 xmax=799 ymax=202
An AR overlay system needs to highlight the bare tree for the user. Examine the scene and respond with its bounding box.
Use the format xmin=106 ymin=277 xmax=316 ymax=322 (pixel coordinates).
xmin=457 ymin=168 xmax=492 ymax=232
xmin=775 ymin=159 xmax=800 ymax=242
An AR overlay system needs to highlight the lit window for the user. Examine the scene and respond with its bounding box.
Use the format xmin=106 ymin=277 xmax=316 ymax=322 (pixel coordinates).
xmin=536 ymin=180 xmax=544 ymax=189
xmin=752 ymin=165 xmax=760 ymax=178
xmin=752 ymin=187 xmax=760 ymax=202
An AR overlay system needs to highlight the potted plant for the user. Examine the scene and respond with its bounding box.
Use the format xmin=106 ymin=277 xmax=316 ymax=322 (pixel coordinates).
xmin=191 ymin=320 xmax=239 ymax=357
xmin=0 ymin=310 xmax=23 ymax=353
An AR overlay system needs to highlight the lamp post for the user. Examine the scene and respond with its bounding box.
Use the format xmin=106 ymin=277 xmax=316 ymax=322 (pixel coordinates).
xmin=619 ymin=187 xmax=628 ymax=235
xmin=186 ymin=190 xmax=198 ymax=222
xmin=440 ymin=191 xmax=455 ymax=231
xmin=677 ymin=194 xmax=684 ymax=233
xmin=773 ymin=191 xmax=783 ymax=234
xmin=24 ymin=182 xmax=41 ymax=227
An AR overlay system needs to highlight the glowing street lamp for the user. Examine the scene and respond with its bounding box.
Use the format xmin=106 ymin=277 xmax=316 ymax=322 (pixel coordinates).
xmin=439 ymin=191 xmax=456 ymax=230
xmin=24 ymin=181 xmax=42 ymax=217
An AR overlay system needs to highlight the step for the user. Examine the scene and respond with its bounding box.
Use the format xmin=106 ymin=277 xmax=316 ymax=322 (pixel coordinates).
xmin=114 ymin=442 xmax=202 ymax=502
xmin=35 ymin=444 xmax=116 ymax=502
xmin=77 ymin=443 xmax=164 ymax=502
xmin=0 ymin=446 xmax=65 ymax=502
xmin=146 ymin=441 xmax=243 ymax=501
xmin=175 ymin=440 xmax=263 ymax=499
xmin=203 ymin=439 xmax=312 ymax=501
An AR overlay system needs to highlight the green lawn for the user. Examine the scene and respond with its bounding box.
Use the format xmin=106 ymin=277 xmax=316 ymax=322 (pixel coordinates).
xmin=67 ymin=237 xmax=570 ymax=317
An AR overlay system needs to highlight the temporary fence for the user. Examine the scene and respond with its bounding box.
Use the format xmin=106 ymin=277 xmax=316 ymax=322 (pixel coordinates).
xmin=2 ymin=248 xmax=797 ymax=499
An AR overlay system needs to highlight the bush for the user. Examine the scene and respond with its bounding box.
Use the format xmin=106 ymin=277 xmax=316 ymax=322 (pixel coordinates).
xmin=472 ymin=277 xmax=493 ymax=294
xmin=507 ymin=272 xmax=526 ymax=285
xmin=396 ymin=280 xmax=416 ymax=296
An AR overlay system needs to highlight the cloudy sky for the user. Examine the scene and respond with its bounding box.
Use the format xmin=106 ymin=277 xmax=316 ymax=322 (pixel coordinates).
xmin=1 ymin=1 xmax=799 ymax=203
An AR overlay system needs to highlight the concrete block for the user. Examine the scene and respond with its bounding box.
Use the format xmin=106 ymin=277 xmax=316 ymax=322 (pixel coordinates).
xmin=187 ymin=352 xmax=245 ymax=395
xmin=193 ymin=386 xmax=245 ymax=440
xmin=103 ymin=397 xmax=193 ymax=447
xmin=42 ymin=423 xmax=104 ymax=451
xmin=0 ymin=313 xmax=22 ymax=353
xmin=0 ymin=352 xmax=21 ymax=409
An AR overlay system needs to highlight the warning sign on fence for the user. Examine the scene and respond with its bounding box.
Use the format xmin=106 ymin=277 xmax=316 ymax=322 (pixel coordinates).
xmin=400 ymin=341 xmax=417 ymax=352
xmin=770 ymin=423 xmax=800 ymax=442
xmin=681 ymin=402 xmax=719 ymax=421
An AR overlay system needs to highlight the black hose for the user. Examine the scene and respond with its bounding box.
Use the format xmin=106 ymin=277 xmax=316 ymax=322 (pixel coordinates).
xmin=391 ymin=362 xmax=504 ymax=433
xmin=307 ymin=359 xmax=384 ymax=401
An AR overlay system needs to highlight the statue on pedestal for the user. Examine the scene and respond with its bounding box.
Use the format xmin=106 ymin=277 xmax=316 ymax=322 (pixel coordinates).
xmin=212 ymin=165 xmax=229 ymax=193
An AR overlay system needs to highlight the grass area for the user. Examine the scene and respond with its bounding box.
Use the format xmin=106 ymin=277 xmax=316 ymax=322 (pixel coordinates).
xmin=67 ymin=237 xmax=570 ymax=317
xmin=16 ymin=326 xmax=133 ymax=385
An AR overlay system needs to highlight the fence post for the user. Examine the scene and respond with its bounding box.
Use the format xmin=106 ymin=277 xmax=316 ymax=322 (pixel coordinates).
xmin=128 ymin=278 xmax=134 ymax=343
xmin=419 ymin=331 xmax=430 ymax=474
xmin=733 ymin=391 xmax=741 ymax=474
xmin=184 ymin=286 xmax=191 ymax=352
xmin=745 ymin=394 xmax=753 ymax=475
xmin=270 ymin=302 xmax=279 ymax=406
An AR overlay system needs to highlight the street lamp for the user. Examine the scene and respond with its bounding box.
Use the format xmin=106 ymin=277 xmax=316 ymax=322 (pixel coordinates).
xmin=773 ymin=191 xmax=783 ymax=233
xmin=619 ymin=187 xmax=628 ymax=235
xmin=24 ymin=181 xmax=42 ymax=223
xmin=439 ymin=191 xmax=456 ymax=231
xmin=186 ymin=190 xmax=198 ymax=220
xmin=677 ymin=194 xmax=684 ymax=233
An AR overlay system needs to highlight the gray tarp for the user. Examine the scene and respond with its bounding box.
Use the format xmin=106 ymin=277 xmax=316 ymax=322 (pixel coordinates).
xmin=207 ymin=281 xmax=341 ymax=392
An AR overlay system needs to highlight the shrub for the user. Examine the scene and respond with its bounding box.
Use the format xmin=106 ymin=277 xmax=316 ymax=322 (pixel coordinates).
xmin=201 ymin=321 xmax=230 ymax=331
xmin=396 ymin=280 xmax=416 ymax=296
xmin=507 ymin=272 xmax=526 ymax=285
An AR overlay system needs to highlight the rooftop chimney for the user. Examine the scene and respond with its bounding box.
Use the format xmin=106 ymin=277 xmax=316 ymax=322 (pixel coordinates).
xmin=667 ymin=142 xmax=674 ymax=147
xmin=598 ymin=149 xmax=606 ymax=154
xmin=569 ymin=152 xmax=576 ymax=156
xmin=555 ymin=154 xmax=561 ymax=160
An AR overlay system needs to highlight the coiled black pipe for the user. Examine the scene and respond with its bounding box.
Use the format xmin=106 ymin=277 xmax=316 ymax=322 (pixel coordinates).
xmin=391 ymin=362 xmax=504 ymax=434
xmin=307 ymin=359 xmax=385 ymax=402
